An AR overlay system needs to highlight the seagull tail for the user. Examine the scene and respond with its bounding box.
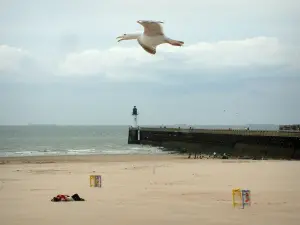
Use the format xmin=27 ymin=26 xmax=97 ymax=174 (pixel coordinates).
xmin=166 ymin=38 xmax=184 ymax=46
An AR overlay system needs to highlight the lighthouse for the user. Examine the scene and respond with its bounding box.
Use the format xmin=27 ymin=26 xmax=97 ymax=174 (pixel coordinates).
xmin=132 ymin=106 xmax=138 ymax=128
xmin=128 ymin=106 xmax=140 ymax=144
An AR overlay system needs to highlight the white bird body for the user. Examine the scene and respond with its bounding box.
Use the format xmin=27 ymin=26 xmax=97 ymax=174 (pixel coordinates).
xmin=117 ymin=20 xmax=184 ymax=55
xmin=138 ymin=34 xmax=165 ymax=48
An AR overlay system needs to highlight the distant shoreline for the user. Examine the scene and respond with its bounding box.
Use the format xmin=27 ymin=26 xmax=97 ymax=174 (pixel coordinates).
xmin=0 ymin=151 xmax=170 ymax=158
xmin=1 ymin=153 xmax=294 ymax=165
xmin=0 ymin=154 xmax=182 ymax=165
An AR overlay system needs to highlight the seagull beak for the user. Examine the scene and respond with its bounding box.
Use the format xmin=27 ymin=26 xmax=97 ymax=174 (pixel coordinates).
xmin=116 ymin=36 xmax=123 ymax=42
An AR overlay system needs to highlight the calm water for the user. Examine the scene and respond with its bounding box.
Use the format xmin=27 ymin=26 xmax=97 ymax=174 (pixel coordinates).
xmin=0 ymin=125 xmax=163 ymax=157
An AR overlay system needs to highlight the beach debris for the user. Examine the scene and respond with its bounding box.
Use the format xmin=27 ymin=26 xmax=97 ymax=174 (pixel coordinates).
xmin=222 ymin=153 xmax=229 ymax=159
xmin=51 ymin=193 xmax=85 ymax=202
xmin=90 ymin=175 xmax=102 ymax=187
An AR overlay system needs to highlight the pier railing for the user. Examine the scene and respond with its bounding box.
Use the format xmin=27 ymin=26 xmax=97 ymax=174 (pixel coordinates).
xmin=135 ymin=127 xmax=300 ymax=138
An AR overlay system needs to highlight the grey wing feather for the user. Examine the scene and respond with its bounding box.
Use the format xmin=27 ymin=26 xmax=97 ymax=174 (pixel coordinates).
xmin=137 ymin=20 xmax=164 ymax=36
xmin=137 ymin=38 xmax=156 ymax=55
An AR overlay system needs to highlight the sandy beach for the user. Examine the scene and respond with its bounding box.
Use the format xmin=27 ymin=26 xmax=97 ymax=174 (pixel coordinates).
xmin=0 ymin=154 xmax=299 ymax=225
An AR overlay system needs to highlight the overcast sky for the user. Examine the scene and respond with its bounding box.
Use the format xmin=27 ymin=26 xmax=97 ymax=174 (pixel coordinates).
xmin=0 ymin=0 xmax=299 ymax=126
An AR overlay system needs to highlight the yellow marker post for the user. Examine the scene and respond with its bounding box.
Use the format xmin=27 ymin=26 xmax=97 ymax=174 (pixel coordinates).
xmin=232 ymin=188 xmax=251 ymax=209
xmin=232 ymin=188 xmax=242 ymax=208
xmin=90 ymin=175 xmax=102 ymax=187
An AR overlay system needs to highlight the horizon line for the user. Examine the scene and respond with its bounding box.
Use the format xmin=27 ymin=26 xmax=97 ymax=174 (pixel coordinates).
xmin=0 ymin=123 xmax=285 ymax=127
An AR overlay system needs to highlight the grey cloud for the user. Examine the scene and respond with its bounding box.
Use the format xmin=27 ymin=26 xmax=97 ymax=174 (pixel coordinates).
xmin=0 ymin=0 xmax=299 ymax=125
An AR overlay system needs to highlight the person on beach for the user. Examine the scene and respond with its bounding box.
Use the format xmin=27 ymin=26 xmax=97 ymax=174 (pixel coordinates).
xmin=51 ymin=193 xmax=85 ymax=202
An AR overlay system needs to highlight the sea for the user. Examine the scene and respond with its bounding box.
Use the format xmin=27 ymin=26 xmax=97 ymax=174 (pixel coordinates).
xmin=0 ymin=124 xmax=279 ymax=157
xmin=0 ymin=125 xmax=164 ymax=157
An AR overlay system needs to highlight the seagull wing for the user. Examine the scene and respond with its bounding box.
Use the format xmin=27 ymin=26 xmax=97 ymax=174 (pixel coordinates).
xmin=137 ymin=38 xmax=156 ymax=55
xmin=137 ymin=20 xmax=164 ymax=36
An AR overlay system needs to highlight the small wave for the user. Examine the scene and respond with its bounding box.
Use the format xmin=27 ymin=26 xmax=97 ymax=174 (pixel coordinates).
xmin=1 ymin=150 xmax=62 ymax=157
xmin=67 ymin=149 xmax=96 ymax=153
xmin=127 ymin=145 xmax=164 ymax=153
xmin=100 ymin=149 xmax=165 ymax=155
xmin=15 ymin=151 xmax=37 ymax=155
xmin=101 ymin=150 xmax=137 ymax=154
xmin=130 ymin=147 xmax=144 ymax=150
xmin=0 ymin=146 xmax=165 ymax=157
xmin=65 ymin=148 xmax=97 ymax=155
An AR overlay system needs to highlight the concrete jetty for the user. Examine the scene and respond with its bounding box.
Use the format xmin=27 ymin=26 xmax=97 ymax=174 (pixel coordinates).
xmin=128 ymin=126 xmax=300 ymax=159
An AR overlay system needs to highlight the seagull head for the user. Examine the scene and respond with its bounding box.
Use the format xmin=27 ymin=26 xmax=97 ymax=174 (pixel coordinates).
xmin=116 ymin=34 xmax=127 ymax=42
xmin=116 ymin=33 xmax=140 ymax=42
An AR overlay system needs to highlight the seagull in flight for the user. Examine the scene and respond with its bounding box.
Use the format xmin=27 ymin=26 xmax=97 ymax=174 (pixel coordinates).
xmin=116 ymin=20 xmax=184 ymax=55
